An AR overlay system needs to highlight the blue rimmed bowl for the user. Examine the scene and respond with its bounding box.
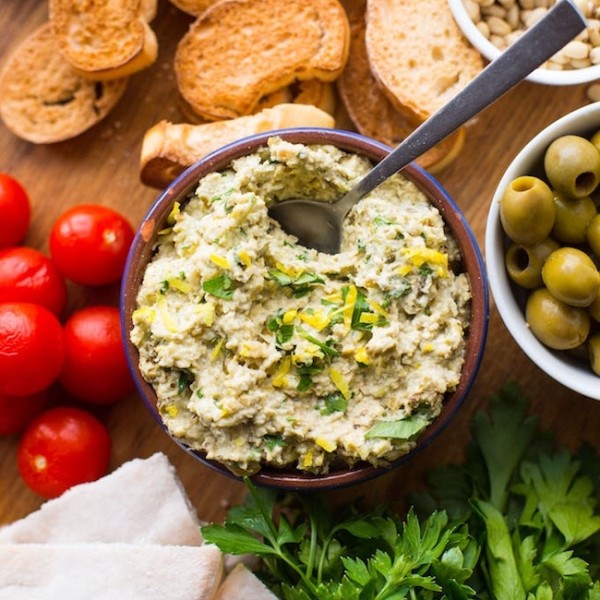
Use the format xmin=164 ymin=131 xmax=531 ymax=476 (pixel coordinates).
xmin=121 ymin=128 xmax=489 ymax=490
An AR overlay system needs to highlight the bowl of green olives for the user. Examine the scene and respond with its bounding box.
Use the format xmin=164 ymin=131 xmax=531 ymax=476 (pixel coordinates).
xmin=486 ymin=102 xmax=600 ymax=400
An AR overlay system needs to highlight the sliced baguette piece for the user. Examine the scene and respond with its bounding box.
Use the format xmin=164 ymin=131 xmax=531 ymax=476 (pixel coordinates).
xmin=168 ymin=0 xmax=219 ymax=16
xmin=140 ymin=103 xmax=335 ymax=189
xmin=365 ymin=0 xmax=483 ymax=123
xmin=338 ymin=0 xmax=464 ymax=174
xmin=0 ymin=23 xmax=127 ymax=144
xmin=175 ymin=0 xmax=349 ymax=121
xmin=0 ymin=543 xmax=223 ymax=600
xmin=180 ymin=80 xmax=336 ymax=124
xmin=49 ymin=0 xmax=158 ymax=81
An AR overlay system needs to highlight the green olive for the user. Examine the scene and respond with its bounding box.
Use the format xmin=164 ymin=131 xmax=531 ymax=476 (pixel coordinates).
xmin=526 ymin=288 xmax=590 ymax=350
xmin=589 ymin=333 xmax=600 ymax=376
xmin=551 ymin=191 xmax=597 ymax=244
xmin=589 ymin=294 xmax=600 ymax=322
xmin=505 ymin=238 xmax=559 ymax=289
xmin=542 ymin=247 xmax=600 ymax=307
xmin=500 ymin=176 xmax=555 ymax=245
xmin=586 ymin=213 xmax=600 ymax=258
xmin=544 ymin=134 xmax=600 ymax=198
xmin=590 ymin=129 xmax=600 ymax=153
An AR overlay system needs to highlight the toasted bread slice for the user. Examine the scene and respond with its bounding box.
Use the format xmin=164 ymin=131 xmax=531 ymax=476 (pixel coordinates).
xmin=0 ymin=23 xmax=127 ymax=144
xmin=140 ymin=103 xmax=335 ymax=189
xmin=365 ymin=0 xmax=483 ymax=123
xmin=140 ymin=0 xmax=158 ymax=22
xmin=168 ymin=0 xmax=218 ymax=16
xmin=180 ymin=80 xmax=336 ymax=124
xmin=49 ymin=0 xmax=158 ymax=80
xmin=338 ymin=0 xmax=464 ymax=173
xmin=175 ymin=0 xmax=349 ymax=121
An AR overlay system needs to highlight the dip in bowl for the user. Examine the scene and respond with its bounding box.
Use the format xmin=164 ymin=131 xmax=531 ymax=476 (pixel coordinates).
xmin=122 ymin=129 xmax=488 ymax=489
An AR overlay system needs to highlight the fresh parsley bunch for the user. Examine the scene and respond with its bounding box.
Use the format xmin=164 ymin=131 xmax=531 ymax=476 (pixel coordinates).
xmin=412 ymin=383 xmax=600 ymax=599
xmin=201 ymin=384 xmax=600 ymax=599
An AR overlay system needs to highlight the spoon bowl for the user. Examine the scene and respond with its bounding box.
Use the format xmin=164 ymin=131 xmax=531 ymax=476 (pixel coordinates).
xmin=269 ymin=0 xmax=585 ymax=253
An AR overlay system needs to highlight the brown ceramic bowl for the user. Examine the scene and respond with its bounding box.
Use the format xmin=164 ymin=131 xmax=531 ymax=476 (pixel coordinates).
xmin=121 ymin=128 xmax=489 ymax=490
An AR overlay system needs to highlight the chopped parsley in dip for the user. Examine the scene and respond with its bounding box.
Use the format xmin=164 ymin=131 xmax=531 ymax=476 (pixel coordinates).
xmin=130 ymin=137 xmax=471 ymax=476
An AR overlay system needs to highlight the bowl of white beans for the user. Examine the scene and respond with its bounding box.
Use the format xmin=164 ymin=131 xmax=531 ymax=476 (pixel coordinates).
xmin=448 ymin=0 xmax=600 ymax=85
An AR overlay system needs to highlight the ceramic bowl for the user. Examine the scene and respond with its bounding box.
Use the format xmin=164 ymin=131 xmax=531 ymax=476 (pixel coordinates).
xmin=448 ymin=0 xmax=600 ymax=86
xmin=121 ymin=128 xmax=489 ymax=490
xmin=486 ymin=102 xmax=600 ymax=400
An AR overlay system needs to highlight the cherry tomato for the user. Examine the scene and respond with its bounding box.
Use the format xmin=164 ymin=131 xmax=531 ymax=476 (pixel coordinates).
xmin=0 ymin=389 xmax=47 ymax=436
xmin=49 ymin=204 xmax=134 ymax=286
xmin=60 ymin=305 xmax=134 ymax=404
xmin=0 ymin=174 xmax=30 ymax=249
xmin=0 ymin=302 xmax=65 ymax=396
xmin=17 ymin=406 xmax=111 ymax=498
xmin=0 ymin=247 xmax=67 ymax=317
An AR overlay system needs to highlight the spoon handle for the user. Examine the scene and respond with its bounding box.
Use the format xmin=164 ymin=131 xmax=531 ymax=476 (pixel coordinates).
xmin=336 ymin=0 xmax=586 ymax=212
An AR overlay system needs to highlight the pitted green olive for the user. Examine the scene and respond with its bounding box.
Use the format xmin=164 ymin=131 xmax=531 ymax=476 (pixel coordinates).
xmin=541 ymin=247 xmax=600 ymax=307
xmin=526 ymin=288 xmax=590 ymax=350
xmin=505 ymin=238 xmax=559 ymax=289
xmin=544 ymin=135 xmax=600 ymax=198
xmin=589 ymin=333 xmax=600 ymax=375
xmin=587 ymin=213 xmax=600 ymax=258
xmin=551 ymin=191 xmax=597 ymax=244
xmin=589 ymin=294 xmax=600 ymax=322
xmin=500 ymin=176 xmax=555 ymax=245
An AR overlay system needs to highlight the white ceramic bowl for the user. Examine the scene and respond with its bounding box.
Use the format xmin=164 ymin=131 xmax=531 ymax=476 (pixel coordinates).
xmin=486 ymin=102 xmax=600 ymax=400
xmin=448 ymin=0 xmax=600 ymax=86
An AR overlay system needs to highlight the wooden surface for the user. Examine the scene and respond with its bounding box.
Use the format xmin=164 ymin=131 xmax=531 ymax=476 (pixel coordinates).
xmin=2 ymin=0 xmax=600 ymax=527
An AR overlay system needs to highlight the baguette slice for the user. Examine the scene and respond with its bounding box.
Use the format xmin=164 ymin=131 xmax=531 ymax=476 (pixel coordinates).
xmin=365 ymin=0 xmax=483 ymax=123
xmin=0 ymin=543 xmax=222 ymax=600
xmin=0 ymin=23 xmax=127 ymax=144
xmin=180 ymin=80 xmax=336 ymax=124
xmin=175 ymin=0 xmax=349 ymax=121
xmin=338 ymin=0 xmax=464 ymax=174
xmin=49 ymin=0 xmax=158 ymax=80
xmin=168 ymin=0 xmax=219 ymax=15
xmin=140 ymin=103 xmax=335 ymax=189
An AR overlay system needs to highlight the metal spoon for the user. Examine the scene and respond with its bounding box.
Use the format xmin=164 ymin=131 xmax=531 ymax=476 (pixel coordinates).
xmin=268 ymin=0 xmax=586 ymax=254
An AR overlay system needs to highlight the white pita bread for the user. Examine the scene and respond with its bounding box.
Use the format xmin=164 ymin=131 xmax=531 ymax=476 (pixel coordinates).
xmin=215 ymin=563 xmax=278 ymax=600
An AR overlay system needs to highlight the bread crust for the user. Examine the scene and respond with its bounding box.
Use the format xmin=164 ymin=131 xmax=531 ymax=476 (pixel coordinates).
xmin=174 ymin=0 xmax=349 ymax=121
xmin=338 ymin=0 xmax=464 ymax=173
xmin=0 ymin=23 xmax=127 ymax=144
xmin=140 ymin=104 xmax=336 ymax=188
xmin=49 ymin=0 xmax=157 ymax=79
xmin=365 ymin=0 xmax=484 ymax=123
xmin=167 ymin=0 xmax=218 ymax=16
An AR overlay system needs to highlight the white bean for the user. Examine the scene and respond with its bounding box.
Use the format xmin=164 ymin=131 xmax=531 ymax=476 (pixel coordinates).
xmin=563 ymin=40 xmax=591 ymax=60
xmin=482 ymin=3 xmax=507 ymax=17
xmin=476 ymin=20 xmax=491 ymax=38
xmin=590 ymin=46 xmax=600 ymax=64
xmin=587 ymin=83 xmax=600 ymax=102
xmin=570 ymin=57 xmax=592 ymax=69
xmin=464 ymin=0 xmax=481 ymax=21
xmin=522 ymin=6 xmax=548 ymax=27
xmin=487 ymin=15 xmax=513 ymax=35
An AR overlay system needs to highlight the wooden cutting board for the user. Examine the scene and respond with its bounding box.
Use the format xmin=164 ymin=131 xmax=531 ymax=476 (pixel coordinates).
xmin=1 ymin=0 xmax=599 ymax=527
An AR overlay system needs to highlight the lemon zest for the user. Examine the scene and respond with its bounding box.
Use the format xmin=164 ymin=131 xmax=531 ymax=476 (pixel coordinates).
xmin=168 ymin=277 xmax=192 ymax=294
xmin=359 ymin=312 xmax=380 ymax=325
xmin=302 ymin=449 xmax=314 ymax=468
xmin=210 ymin=338 xmax=225 ymax=361
xmin=329 ymin=367 xmax=350 ymax=400
xmin=354 ymin=346 xmax=370 ymax=365
xmin=167 ymin=201 xmax=181 ymax=225
xmin=210 ymin=254 xmax=231 ymax=270
xmin=164 ymin=405 xmax=178 ymax=418
xmin=158 ymin=298 xmax=178 ymax=333
xmin=315 ymin=438 xmax=336 ymax=452
xmin=367 ymin=299 xmax=389 ymax=318
xmin=282 ymin=309 xmax=298 ymax=324
xmin=423 ymin=342 xmax=435 ymax=353
xmin=298 ymin=309 xmax=330 ymax=331
xmin=194 ymin=303 xmax=215 ymax=326
xmin=342 ymin=285 xmax=357 ymax=333
xmin=275 ymin=262 xmax=301 ymax=278
xmin=272 ymin=355 xmax=292 ymax=387
xmin=132 ymin=306 xmax=155 ymax=325
xmin=237 ymin=250 xmax=252 ymax=267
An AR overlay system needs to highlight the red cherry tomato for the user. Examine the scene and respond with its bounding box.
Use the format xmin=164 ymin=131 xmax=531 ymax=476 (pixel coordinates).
xmin=0 ymin=247 xmax=67 ymax=317
xmin=0 ymin=302 xmax=65 ymax=396
xmin=0 ymin=174 xmax=30 ymax=249
xmin=17 ymin=406 xmax=111 ymax=498
xmin=49 ymin=204 xmax=134 ymax=286
xmin=60 ymin=305 xmax=134 ymax=404
xmin=0 ymin=389 xmax=47 ymax=436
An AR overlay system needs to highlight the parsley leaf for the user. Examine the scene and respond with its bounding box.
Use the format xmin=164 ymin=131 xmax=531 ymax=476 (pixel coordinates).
xmin=203 ymin=274 xmax=234 ymax=299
